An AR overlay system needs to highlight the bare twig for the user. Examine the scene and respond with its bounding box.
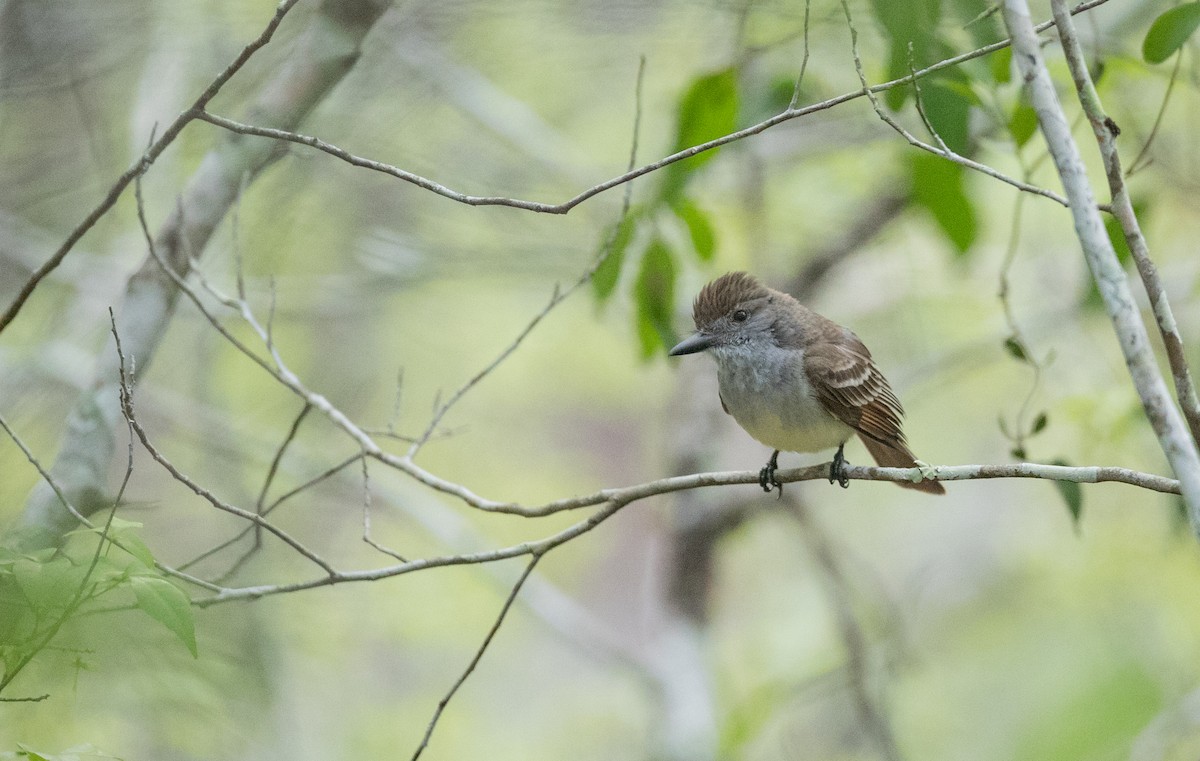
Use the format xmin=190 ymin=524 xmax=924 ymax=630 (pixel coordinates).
xmin=195 ymin=0 xmax=1111 ymax=216
xmin=409 ymin=554 xmax=542 ymax=761
xmin=0 ymin=694 xmax=51 ymax=703
xmin=791 ymin=500 xmax=903 ymax=761
xmin=0 ymin=0 xmax=304 ymax=336
xmin=407 ymin=55 xmax=648 ymax=457
xmin=1127 ymin=48 xmax=1184 ymax=176
xmin=839 ymin=0 xmax=1095 ymax=211
xmin=788 ymin=0 xmax=814 ymax=110
xmin=996 ymin=191 xmax=1047 ymax=457
xmin=1002 ymin=0 xmax=1200 ymax=530
xmin=0 ymin=414 xmax=94 ymax=530
xmin=179 ymin=458 xmax=1181 ymax=608
xmin=1050 ymin=0 xmax=1200 ymax=447
xmin=255 ymin=403 xmax=313 ymax=549
xmin=126 ymin=407 xmax=337 ymax=576
xmin=178 ymin=453 xmax=364 ymax=573
xmin=360 ymin=455 xmax=407 ymax=562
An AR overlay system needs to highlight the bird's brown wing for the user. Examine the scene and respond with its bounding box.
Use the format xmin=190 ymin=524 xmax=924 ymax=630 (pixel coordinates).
xmin=802 ymin=339 xmax=906 ymax=448
xmin=803 ymin=339 xmax=944 ymax=494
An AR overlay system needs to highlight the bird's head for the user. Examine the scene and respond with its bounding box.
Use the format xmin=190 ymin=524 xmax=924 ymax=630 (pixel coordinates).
xmin=669 ymin=272 xmax=778 ymax=357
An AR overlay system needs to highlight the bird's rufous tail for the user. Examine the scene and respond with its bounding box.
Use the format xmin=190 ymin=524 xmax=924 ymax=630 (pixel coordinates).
xmin=859 ymin=435 xmax=945 ymax=495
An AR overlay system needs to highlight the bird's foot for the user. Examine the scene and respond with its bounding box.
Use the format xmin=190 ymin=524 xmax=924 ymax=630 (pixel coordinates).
xmin=759 ymin=450 xmax=782 ymax=497
xmin=829 ymin=444 xmax=850 ymax=489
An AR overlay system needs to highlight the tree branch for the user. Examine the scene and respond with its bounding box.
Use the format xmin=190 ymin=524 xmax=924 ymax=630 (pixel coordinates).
xmin=409 ymin=554 xmax=542 ymax=761
xmin=194 ymin=1 xmax=1111 ymax=215
xmin=15 ymin=0 xmax=393 ymax=548
xmin=1049 ymin=0 xmax=1200 ymax=447
xmin=1001 ymin=0 xmax=1200 ymax=533
xmin=0 ymin=0 xmax=306 ymax=336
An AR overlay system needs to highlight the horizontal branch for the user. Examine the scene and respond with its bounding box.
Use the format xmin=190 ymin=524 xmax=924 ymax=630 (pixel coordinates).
xmin=195 ymin=0 xmax=1110 ymax=214
xmin=191 ymin=459 xmax=1177 ymax=606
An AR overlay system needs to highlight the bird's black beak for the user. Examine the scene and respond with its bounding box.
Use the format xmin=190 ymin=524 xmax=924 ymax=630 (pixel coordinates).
xmin=669 ymin=332 xmax=715 ymax=356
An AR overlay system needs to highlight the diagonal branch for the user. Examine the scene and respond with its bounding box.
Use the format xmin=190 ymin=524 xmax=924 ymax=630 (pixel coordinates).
xmin=1001 ymin=0 xmax=1200 ymax=533
xmin=409 ymin=554 xmax=542 ymax=761
xmin=15 ymin=0 xmax=393 ymax=549
xmin=1049 ymin=0 xmax=1200 ymax=447
xmin=0 ymin=0 xmax=305 ymax=336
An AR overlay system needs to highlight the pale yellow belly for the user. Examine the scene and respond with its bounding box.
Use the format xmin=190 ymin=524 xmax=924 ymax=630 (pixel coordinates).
xmin=731 ymin=401 xmax=852 ymax=453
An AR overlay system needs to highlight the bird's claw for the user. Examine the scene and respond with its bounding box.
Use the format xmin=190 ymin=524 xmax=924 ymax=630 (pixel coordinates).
xmin=759 ymin=450 xmax=782 ymax=497
xmin=829 ymin=444 xmax=850 ymax=489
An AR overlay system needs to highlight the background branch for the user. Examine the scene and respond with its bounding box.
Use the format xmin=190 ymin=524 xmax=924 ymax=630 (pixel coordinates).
xmin=1001 ymin=0 xmax=1200 ymax=532
xmin=1049 ymin=0 xmax=1200 ymax=447
xmin=0 ymin=0 xmax=305 ymax=336
xmin=15 ymin=0 xmax=393 ymax=549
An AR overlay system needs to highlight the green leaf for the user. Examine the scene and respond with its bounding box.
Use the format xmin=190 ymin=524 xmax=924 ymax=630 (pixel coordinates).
xmin=1085 ymin=198 xmax=1149 ymax=308
xmin=1031 ymin=411 xmax=1048 ymax=434
xmin=1004 ymin=336 xmax=1027 ymax=362
xmin=633 ymin=238 xmax=678 ymax=357
xmin=1143 ymin=2 xmax=1200 ymax=64
xmin=115 ymin=532 xmax=156 ymax=569
xmin=673 ymin=200 xmax=716 ymax=261
xmin=910 ymin=152 xmax=978 ymax=255
xmin=660 ymin=68 xmax=739 ymax=202
xmin=871 ymin=0 xmax=944 ymax=109
xmin=1051 ymin=458 xmax=1084 ymax=528
xmin=1009 ymin=99 xmax=1038 ymax=147
xmin=920 ymin=73 xmax=973 ymax=154
xmin=13 ymin=556 xmax=83 ymax=611
xmin=592 ymin=211 xmax=639 ymax=302
xmin=990 ymin=46 xmax=1013 ymax=83
xmin=130 ymin=576 xmax=197 ymax=657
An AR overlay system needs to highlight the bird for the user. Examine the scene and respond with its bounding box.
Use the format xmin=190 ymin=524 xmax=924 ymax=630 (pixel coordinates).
xmin=669 ymin=271 xmax=944 ymax=495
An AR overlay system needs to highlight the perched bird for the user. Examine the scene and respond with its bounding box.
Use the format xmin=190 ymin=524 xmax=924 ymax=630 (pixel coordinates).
xmin=669 ymin=272 xmax=944 ymax=494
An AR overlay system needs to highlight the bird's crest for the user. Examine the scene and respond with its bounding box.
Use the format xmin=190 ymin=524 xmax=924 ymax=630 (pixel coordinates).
xmin=692 ymin=271 xmax=769 ymax=328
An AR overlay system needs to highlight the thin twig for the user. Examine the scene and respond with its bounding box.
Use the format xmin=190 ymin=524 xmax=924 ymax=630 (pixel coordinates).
xmin=839 ymin=0 xmax=1097 ymax=211
xmin=255 ymin=403 xmax=313 ymax=549
xmin=194 ymin=1 xmax=1112 ymax=217
xmin=179 ymin=456 xmax=1184 ymax=608
xmin=996 ymin=191 xmax=1046 ymax=456
xmin=1127 ymin=47 xmax=1184 ymax=176
xmin=788 ymin=0 xmax=814 ymax=110
xmin=790 ymin=501 xmax=903 ymax=761
xmin=126 ymin=406 xmax=337 ymax=575
xmin=0 ymin=0 xmax=304 ymax=336
xmin=0 ymin=415 xmax=94 ymax=530
xmin=0 ymin=694 xmax=50 ymax=703
xmin=360 ymin=455 xmax=407 ymax=562
xmin=407 ymin=55 xmax=648 ymax=457
xmin=178 ymin=453 xmax=363 ymax=573
xmin=409 ymin=553 xmax=543 ymax=761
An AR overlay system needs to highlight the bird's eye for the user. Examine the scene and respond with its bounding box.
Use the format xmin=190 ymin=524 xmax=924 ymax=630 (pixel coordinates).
xmin=732 ymin=309 xmax=749 ymax=323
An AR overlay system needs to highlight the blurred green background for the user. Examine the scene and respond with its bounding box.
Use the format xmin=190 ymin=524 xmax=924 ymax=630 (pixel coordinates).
xmin=3 ymin=0 xmax=1200 ymax=759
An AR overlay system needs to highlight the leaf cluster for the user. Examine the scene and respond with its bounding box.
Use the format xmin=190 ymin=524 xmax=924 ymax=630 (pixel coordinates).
xmin=0 ymin=519 xmax=196 ymax=700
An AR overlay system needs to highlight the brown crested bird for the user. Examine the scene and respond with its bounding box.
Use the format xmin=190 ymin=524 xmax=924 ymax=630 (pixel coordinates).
xmin=669 ymin=272 xmax=944 ymax=494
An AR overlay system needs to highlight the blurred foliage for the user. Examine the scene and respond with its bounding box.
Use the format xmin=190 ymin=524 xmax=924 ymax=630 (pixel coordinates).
xmin=1143 ymin=3 xmax=1200 ymax=64
xmin=0 ymin=518 xmax=196 ymax=694
xmin=2 ymin=0 xmax=1200 ymax=760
